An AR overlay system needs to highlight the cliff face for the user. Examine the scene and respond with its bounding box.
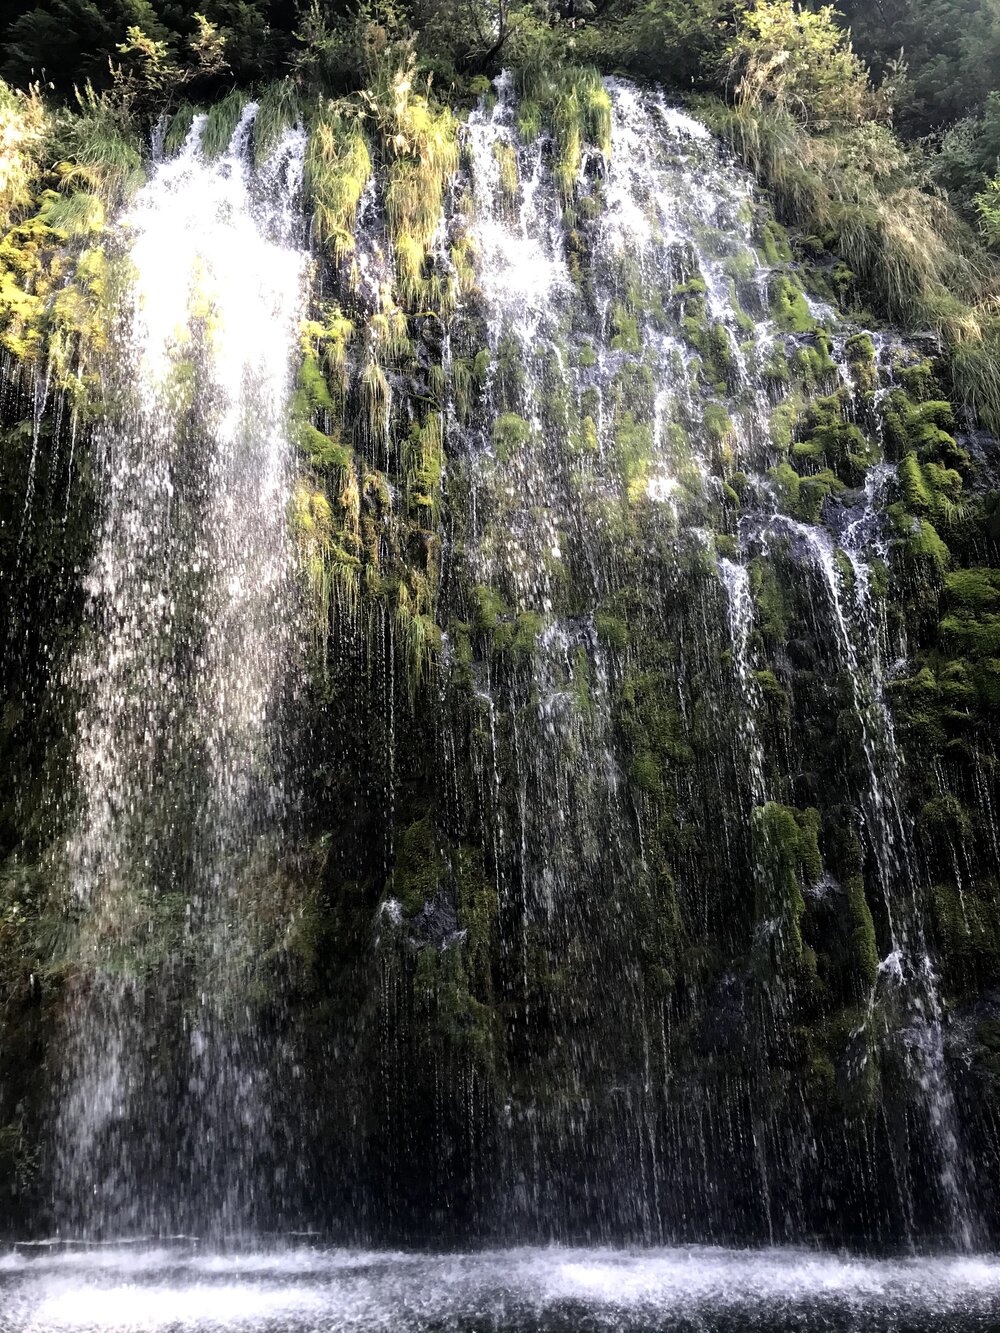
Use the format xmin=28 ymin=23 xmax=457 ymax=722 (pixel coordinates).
xmin=1 ymin=67 xmax=999 ymax=1248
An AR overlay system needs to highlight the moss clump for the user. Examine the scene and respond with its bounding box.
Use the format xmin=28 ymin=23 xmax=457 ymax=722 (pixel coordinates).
xmin=750 ymin=558 xmax=789 ymax=644
xmin=945 ymin=569 xmax=1000 ymax=613
xmin=753 ymin=802 xmax=823 ymax=955
xmin=493 ymin=411 xmax=532 ymax=460
xmin=615 ymin=412 xmax=654 ymax=501
xmin=595 ymin=612 xmax=628 ymax=650
xmin=759 ymin=218 xmax=793 ymax=265
xmin=881 ymin=391 xmax=957 ymax=462
xmin=845 ymin=332 xmax=876 ymax=392
xmin=680 ymin=295 xmax=739 ymax=391
xmin=898 ymin=515 xmax=951 ymax=571
xmin=297 ymin=422 xmax=351 ymax=470
xmin=611 ymin=303 xmax=642 ymax=354
xmin=844 ymin=875 xmax=879 ymax=987
xmin=899 ymin=452 xmax=932 ymax=511
xmin=472 ymin=584 xmax=508 ymax=633
xmin=392 ymin=816 xmax=447 ymax=915
xmin=791 ymin=391 xmax=873 ymax=486
xmin=405 ymin=415 xmax=444 ymax=520
xmin=512 ymin=610 xmax=545 ymax=657
xmin=619 ymin=671 xmax=694 ymax=797
xmin=931 ymin=879 xmax=1000 ymax=1001
xmin=770 ymin=274 xmax=814 ymax=333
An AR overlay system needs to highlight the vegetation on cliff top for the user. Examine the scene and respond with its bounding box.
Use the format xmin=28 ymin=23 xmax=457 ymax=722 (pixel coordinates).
xmin=5 ymin=1 xmax=1000 ymax=426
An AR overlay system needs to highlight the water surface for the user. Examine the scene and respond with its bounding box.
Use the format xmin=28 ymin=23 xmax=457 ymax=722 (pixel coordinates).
xmin=1 ymin=1245 xmax=999 ymax=1331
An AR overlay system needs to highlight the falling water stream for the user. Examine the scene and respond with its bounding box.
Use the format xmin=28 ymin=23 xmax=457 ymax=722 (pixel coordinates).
xmin=53 ymin=106 xmax=308 ymax=1237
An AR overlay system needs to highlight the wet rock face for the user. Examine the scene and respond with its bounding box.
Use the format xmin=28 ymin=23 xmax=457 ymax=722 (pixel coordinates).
xmin=407 ymin=899 xmax=464 ymax=950
xmin=1 ymin=72 xmax=1000 ymax=1248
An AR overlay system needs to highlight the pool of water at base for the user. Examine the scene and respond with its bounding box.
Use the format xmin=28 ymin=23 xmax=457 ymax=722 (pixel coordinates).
xmin=1 ymin=1244 xmax=999 ymax=1332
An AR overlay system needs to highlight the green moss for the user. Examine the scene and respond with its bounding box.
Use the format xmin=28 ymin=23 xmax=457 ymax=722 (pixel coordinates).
xmin=899 ymin=454 xmax=927 ymax=509
xmin=931 ymin=879 xmax=1000 ymax=1001
xmin=792 ymin=392 xmax=873 ymax=486
xmin=574 ymin=415 xmax=600 ymax=455
xmin=750 ymin=558 xmax=789 ymax=643
xmin=611 ymin=303 xmax=642 ymax=354
xmin=296 ymin=351 xmax=334 ymax=412
xmin=844 ymin=875 xmax=879 ymax=987
xmin=615 ymin=412 xmax=654 ymax=500
xmin=473 ymin=584 xmax=508 ymax=633
xmin=770 ymin=461 xmax=802 ymax=515
xmin=845 ymin=333 xmax=875 ymax=365
xmin=512 ymin=610 xmax=544 ymax=656
xmin=297 ymin=422 xmax=351 ymax=470
xmin=631 ymin=751 xmax=662 ymax=793
xmin=753 ymin=802 xmax=812 ymax=954
xmin=946 ymin=569 xmax=1000 ymax=612
xmin=770 ymin=274 xmax=814 ymax=333
xmin=392 ymin=817 xmax=446 ymax=915
xmin=940 ymin=613 xmax=1000 ymax=658
xmin=770 ymin=399 xmax=800 ymax=451
xmin=595 ymin=612 xmax=628 ymax=650
xmin=759 ymin=219 xmax=793 ymax=265
xmin=472 ymin=348 xmax=490 ymax=382
xmin=904 ymin=516 xmax=951 ymax=570
xmin=493 ymin=411 xmax=532 ymax=460
xmin=619 ymin=670 xmax=694 ymax=799
xmin=899 ymin=359 xmax=939 ymax=403
xmin=704 ymin=403 xmax=734 ymax=444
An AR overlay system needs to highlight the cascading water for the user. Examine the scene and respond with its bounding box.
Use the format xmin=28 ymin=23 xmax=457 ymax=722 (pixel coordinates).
xmin=53 ymin=106 xmax=308 ymax=1236
xmin=0 ymin=60 xmax=995 ymax=1273
xmin=444 ymin=73 xmax=985 ymax=1247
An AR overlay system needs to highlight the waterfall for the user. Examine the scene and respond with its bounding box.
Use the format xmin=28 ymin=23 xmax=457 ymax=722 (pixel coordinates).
xmin=53 ymin=107 xmax=308 ymax=1236
xmin=0 ymin=64 xmax=992 ymax=1256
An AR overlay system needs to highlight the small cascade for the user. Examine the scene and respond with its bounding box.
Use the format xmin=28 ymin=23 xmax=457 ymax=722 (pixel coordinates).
xmin=754 ymin=479 xmax=977 ymax=1246
xmin=53 ymin=107 xmax=309 ymax=1236
xmin=719 ymin=559 xmax=767 ymax=807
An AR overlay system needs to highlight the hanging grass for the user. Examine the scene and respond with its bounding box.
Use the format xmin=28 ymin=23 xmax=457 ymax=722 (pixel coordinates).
xmin=404 ymin=413 xmax=443 ymax=522
xmin=305 ymin=105 xmax=372 ymax=262
xmin=163 ymin=102 xmax=197 ymax=157
xmin=0 ymin=83 xmax=141 ymax=386
xmin=52 ymin=86 xmax=144 ymax=203
xmin=200 ymin=90 xmax=247 ymax=160
xmin=516 ymin=64 xmax=612 ymax=202
xmin=0 ymin=80 xmax=47 ymax=230
xmin=367 ymin=57 xmax=458 ymax=310
xmin=394 ymin=581 xmax=441 ymax=696
xmin=370 ymin=305 xmax=411 ymax=362
xmin=254 ymin=79 xmax=300 ymax=166
xmin=703 ymin=97 xmax=1000 ymax=430
xmin=359 ymin=354 xmax=390 ymax=447
xmin=39 ymin=189 xmax=105 ymax=236
xmin=950 ymin=328 xmax=1000 ymax=436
